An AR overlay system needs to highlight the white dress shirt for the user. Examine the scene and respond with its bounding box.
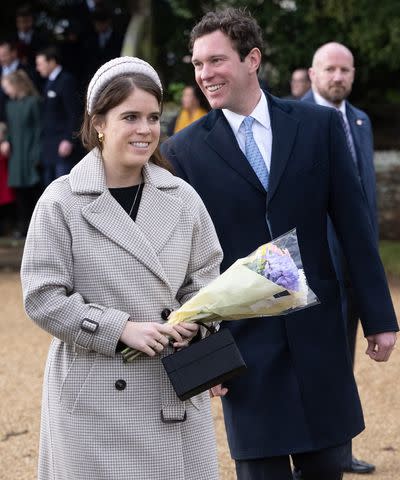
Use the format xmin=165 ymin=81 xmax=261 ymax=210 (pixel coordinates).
xmin=222 ymin=90 xmax=272 ymax=172
xmin=2 ymin=60 xmax=20 ymax=77
xmin=49 ymin=65 xmax=62 ymax=82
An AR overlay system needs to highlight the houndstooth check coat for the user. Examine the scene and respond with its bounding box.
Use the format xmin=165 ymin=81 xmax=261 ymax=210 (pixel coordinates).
xmin=21 ymin=149 xmax=223 ymax=480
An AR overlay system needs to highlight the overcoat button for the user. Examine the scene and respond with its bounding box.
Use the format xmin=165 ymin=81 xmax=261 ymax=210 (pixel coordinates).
xmin=115 ymin=379 xmax=126 ymax=390
xmin=161 ymin=308 xmax=172 ymax=321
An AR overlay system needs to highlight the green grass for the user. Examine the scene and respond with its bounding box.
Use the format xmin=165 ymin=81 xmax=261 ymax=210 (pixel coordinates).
xmin=379 ymin=241 xmax=400 ymax=278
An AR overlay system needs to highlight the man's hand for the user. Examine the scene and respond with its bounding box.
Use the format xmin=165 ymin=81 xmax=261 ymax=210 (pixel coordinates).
xmin=210 ymin=384 xmax=228 ymax=398
xmin=365 ymin=332 xmax=397 ymax=362
xmin=58 ymin=140 xmax=73 ymax=157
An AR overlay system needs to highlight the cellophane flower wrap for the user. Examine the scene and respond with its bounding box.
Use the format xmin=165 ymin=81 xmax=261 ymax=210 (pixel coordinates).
xmin=122 ymin=229 xmax=319 ymax=361
xmin=167 ymin=228 xmax=319 ymax=325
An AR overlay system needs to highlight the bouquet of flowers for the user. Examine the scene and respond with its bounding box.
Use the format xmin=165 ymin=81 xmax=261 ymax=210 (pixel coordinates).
xmin=122 ymin=228 xmax=319 ymax=362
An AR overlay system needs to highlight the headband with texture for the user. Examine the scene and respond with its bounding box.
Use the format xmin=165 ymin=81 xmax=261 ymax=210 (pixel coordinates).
xmin=86 ymin=56 xmax=163 ymax=114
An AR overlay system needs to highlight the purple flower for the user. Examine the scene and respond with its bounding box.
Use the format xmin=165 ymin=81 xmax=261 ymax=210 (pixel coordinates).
xmin=262 ymin=249 xmax=299 ymax=291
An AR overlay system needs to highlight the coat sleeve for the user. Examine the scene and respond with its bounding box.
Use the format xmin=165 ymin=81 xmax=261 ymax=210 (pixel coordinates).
xmin=31 ymin=97 xmax=42 ymax=167
xmin=20 ymin=192 xmax=130 ymax=357
xmin=175 ymin=190 xmax=223 ymax=306
xmin=60 ymin=75 xmax=80 ymax=143
xmin=327 ymin=110 xmax=398 ymax=336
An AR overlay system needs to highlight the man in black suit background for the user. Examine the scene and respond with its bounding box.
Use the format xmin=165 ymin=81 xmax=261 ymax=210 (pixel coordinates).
xmin=14 ymin=4 xmax=50 ymax=72
xmin=35 ymin=46 xmax=81 ymax=187
xmin=82 ymin=5 xmax=123 ymax=90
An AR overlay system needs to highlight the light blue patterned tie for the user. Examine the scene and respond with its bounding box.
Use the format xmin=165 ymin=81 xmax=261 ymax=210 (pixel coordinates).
xmin=242 ymin=116 xmax=269 ymax=190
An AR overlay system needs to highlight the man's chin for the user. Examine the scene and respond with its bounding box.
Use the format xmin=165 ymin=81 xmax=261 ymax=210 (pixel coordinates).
xmin=328 ymin=89 xmax=349 ymax=104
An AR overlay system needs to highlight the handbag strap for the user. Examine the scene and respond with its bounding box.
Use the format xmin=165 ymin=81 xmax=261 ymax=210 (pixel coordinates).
xmin=196 ymin=321 xmax=217 ymax=334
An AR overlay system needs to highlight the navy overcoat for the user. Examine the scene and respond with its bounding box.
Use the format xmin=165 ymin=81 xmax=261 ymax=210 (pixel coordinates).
xmin=41 ymin=69 xmax=81 ymax=168
xmin=161 ymin=92 xmax=398 ymax=459
xmin=302 ymin=90 xmax=378 ymax=291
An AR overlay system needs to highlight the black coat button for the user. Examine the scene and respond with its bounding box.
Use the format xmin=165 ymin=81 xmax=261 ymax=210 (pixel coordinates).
xmin=115 ymin=379 xmax=126 ymax=390
xmin=161 ymin=308 xmax=171 ymax=321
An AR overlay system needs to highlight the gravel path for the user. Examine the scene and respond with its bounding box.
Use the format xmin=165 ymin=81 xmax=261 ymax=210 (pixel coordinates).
xmin=1 ymin=272 xmax=399 ymax=479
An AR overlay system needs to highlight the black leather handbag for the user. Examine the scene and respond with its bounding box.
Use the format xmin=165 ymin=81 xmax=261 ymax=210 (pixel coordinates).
xmin=161 ymin=323 xmax=247 ymax=401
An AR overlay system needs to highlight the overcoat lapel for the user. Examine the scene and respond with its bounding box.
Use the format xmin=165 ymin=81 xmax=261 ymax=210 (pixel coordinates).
xmin=267 ymin=95 xmax=299 ymax=206
xmin=204 ymin=111 xmax=265 ymax=193
xmin=203 ymin=95 xmax=300 ymax=203
xmin=71 ymin=150 xmax=182 ymax=288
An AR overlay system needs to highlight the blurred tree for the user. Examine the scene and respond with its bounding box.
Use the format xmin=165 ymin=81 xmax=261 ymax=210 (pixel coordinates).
xmin=0 ymin=0 xmax=398 ymax=146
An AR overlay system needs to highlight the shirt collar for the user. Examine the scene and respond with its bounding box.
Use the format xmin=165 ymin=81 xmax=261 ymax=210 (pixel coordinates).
xmin=312 ymin=89 xmax=347 ymax=116
xmin=3 ymin=60 xmax=20 ymax=75
xmin=18 ymin=30 xmax=33 ymax=42
xmin=86 ymin=0 xmax=96 ymax=11
xmin=100 ymin=28 xmax=112 ymax=39
xmin=222 ymin=90 xmax=271 ymax=135
xmin=49 ymin=65 xmax=62 ymax=81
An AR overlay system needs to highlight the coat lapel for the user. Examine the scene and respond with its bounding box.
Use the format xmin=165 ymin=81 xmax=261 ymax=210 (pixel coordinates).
xmin=70 ymin=150 xmax=182 ymax=287
xmin=203 ymin=96 xmax=300 ymax=202
xmin=267 ymin=95 xmax=300 ymax=205
xmin=204 ymin=110 xmax=265 ymax=193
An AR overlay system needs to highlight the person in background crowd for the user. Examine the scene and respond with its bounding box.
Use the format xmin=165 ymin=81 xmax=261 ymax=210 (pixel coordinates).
xmin=0 ymin=38 xmax=35 ymax=121
xmin=298 ymin=41 xmax=378 ymax=478
xmin=82 ymin=5 xmax=124 ymax=89
xmin=168 ymin=84 xmax=209 ymax=135
xmin=21 ymin=56 xmax=222 ymax=480
xmin=0 ymin=70 xmax=41 ymax=239
xmin=0 ymin=122 xmax=15 ymax=236
xmin=286 ymin=68 xmax=310 ymax=100
xmin=14 ymin=4 xmax=49 ymax=72
xmin=35 ymin=46 xmax=81 ymax=187
xmin=161 ymin=8 xmax=398 ymax=480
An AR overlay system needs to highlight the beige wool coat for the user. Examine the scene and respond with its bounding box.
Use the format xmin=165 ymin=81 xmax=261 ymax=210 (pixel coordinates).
xmin=21 ymin=149 xmax=223 ymax=480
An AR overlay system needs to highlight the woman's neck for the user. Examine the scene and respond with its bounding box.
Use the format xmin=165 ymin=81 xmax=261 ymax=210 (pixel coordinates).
xmin=105 ymin=165 xmax=143 ymax=188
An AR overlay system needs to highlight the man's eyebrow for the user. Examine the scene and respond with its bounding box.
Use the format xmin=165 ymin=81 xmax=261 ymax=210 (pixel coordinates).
xmin=192 ymin=54 xmax=226 ymax=63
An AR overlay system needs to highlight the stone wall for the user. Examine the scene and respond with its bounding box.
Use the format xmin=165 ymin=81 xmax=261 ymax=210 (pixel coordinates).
xmin=375 ymin=151 xmax=400 ymax=240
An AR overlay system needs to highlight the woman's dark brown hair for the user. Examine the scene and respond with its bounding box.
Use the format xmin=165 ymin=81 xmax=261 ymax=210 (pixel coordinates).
xmin=80 ymin=72 xmax=172 ymax=171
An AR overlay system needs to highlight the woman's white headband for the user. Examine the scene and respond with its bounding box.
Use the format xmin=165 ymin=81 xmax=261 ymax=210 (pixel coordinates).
xmin=86 ymin=56 xmax=163 ymax=115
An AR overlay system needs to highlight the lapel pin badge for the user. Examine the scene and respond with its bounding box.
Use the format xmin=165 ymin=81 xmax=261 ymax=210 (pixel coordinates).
xmin=356 ymin=119 xmax=363 ymax=126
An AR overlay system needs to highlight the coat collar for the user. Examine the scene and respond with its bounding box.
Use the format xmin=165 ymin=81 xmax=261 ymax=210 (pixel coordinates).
xmin=203 ymin=92 xmax=299 ymax=205
xmin=69 ymin=149 xmax=182 ymax=288
xmin=69 ymin=148 xmax=181 ymax=193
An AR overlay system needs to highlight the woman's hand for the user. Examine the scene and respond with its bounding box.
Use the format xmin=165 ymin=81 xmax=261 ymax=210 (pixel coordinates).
xmin=120 ymin=321 xmax=184 ymax=357
xmin=172 ymin=322 xmax=200 ymax=349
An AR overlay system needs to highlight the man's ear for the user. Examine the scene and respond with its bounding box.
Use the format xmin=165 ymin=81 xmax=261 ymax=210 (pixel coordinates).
xmin=247 ymin=47 xmax=262 ymax=73
xmin=308 ymin=67 xmax=315 ymax=83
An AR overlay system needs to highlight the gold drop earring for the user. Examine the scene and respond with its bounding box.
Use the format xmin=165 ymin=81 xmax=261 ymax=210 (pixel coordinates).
xmin=98 ymin=132 xmax=104 ymax=143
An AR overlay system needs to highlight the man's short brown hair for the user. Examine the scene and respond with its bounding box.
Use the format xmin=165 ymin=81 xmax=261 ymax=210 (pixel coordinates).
xmin=189 ymin=8 xmax=263 ymax=61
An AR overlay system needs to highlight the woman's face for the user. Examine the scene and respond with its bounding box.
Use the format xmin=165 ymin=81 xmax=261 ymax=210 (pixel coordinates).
xmin=1 ymin=79 xmax=17 ymax=99
xmin=181 ymin=87 xmax=198 ymax=110
xmin=97 ymin=87 xmax=161 ymax=182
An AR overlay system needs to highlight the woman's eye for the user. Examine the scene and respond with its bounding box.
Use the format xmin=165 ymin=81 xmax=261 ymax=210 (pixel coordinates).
xmin=125 ymin=115 xmax=137 ymax=121
xmin=150 ymin=115 xmax=160 ymax=123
